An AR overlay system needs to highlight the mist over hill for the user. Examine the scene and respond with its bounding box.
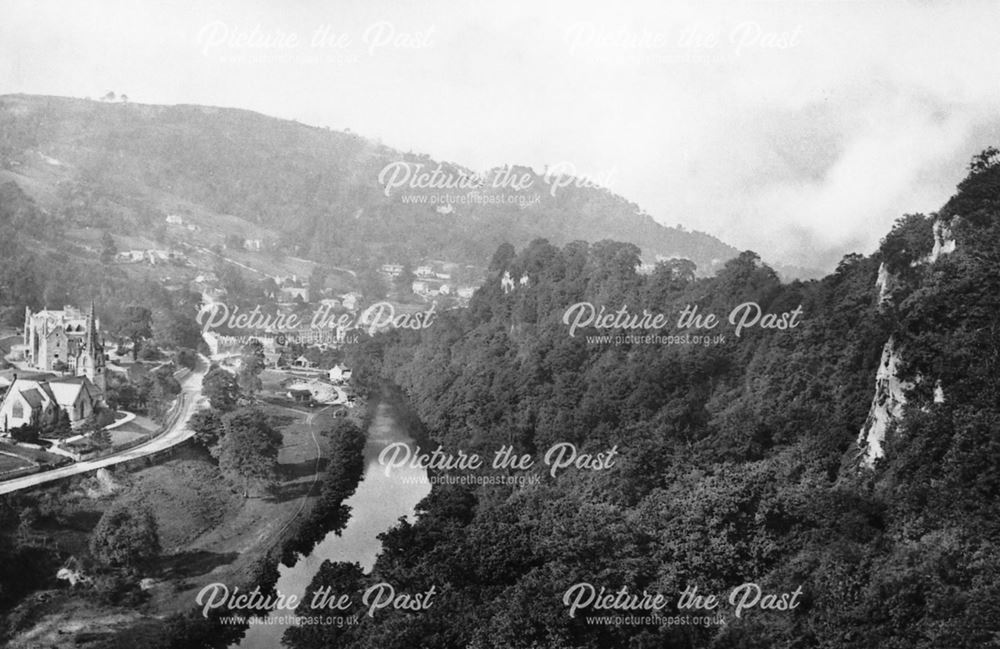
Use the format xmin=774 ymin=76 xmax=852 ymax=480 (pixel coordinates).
xmin=0 ymin=94 xmax=819 ymax=279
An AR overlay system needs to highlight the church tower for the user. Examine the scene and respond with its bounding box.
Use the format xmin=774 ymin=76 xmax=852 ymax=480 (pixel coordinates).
xmin=80 ymin=300 xmax=106 ymax=393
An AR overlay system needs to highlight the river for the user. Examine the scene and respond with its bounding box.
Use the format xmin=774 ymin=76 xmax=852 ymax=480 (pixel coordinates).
xmin=236 ymin=400 xmax=431 ymax=649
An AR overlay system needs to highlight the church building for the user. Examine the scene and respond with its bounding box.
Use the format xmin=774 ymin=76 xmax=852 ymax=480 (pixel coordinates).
xmin=22 ymin=302 xmax=106 ymax=393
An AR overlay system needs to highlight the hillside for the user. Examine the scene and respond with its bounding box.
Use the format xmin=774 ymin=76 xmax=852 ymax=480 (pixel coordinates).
xmin=295 ymin=152 xmax=998 ymax=649
xmin=0 ymin=94 xmax=769 ymax=277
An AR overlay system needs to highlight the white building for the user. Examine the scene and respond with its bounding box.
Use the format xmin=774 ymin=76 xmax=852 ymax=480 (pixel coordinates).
xmin=340 ymin=292 xmax=362 ymax=310
xmin=328 ymin=364 xmax=352 ymax=383
xmin=0 ymin=376 xmax=102 ymax=433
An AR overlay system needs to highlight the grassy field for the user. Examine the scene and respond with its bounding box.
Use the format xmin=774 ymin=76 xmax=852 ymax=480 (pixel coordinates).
xmin=0 ymin=441 xmax=67 ymax=467
xmin=0 ymin=452 xmax=32 ymax=474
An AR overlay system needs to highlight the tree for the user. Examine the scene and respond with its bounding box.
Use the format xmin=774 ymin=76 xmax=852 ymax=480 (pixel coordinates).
xmin=189 ymin=409 xmax=224 ymax=450
xmin=46 ymin=408 xmax=72 ymax=438
xmin=90 ymin=424 xmax=111 ymax=448
xmin=308 ymin=266 xmax=328 ymax=299
xmin=173 ymin=347 xmax=198 ymax=370
xmin=202 ymin=365 xmax=240 ymax=412
xmin=216 ymin=408 xmax=283 ymax=497
xmin=89 ymin=501 xmax=160 ymax=570
xmin=260 ymin=276 xmax=278 ymax=299
xmin=118 ymin=305 xmax=153 ymax=361
xmin=238 ymin=340 xmax=265 ymax=396
xmin=969 ymin=146 xmax=1000 ymax=173
xmin=489 ymin=242 xmax=516 ymax=272
xmin=100 ymin=231 xmax=117 ymax=265
xmin=394 ymin=263 xmax=415 ymax=294
xmin=104 ymin=373 xmax=138 ymax=411
xmin=9 ymin=424 xmax=39 ymax=444
xmin=214 ymin=260 xmax=249 ymax=299
xmin=357 ymin=266 xmax=387 ymax=301
xmin=154 ymin=294 xmax=204 ymax=350
xmin=134 ymin=368 xmax=181 ymax=422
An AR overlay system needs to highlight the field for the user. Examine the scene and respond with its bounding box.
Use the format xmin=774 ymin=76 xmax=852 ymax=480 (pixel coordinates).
xmin=0 ymin=441 xmax=68 ymax=467
xmin=0 ymin=452 xmax=32 ymax=474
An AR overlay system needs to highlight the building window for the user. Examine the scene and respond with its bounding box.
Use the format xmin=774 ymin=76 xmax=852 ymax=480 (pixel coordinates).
xmin=12 ymin=402 xmax=23 ymax=419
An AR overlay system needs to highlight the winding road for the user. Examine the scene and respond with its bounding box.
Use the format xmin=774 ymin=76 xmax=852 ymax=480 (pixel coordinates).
xmin=0 ymin=357 xmax=209 ymax=496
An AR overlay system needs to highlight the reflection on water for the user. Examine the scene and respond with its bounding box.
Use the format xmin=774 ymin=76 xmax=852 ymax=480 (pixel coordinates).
xmin=236 ymin=401 xmax=431 ymax=649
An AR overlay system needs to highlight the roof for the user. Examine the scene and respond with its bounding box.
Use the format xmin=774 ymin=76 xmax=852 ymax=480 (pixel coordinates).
xmin=48 ymin=379 xmax=89 ymax=407
xmin=20 ymin=388 xmax=45 ymax=408
xmin=3 ymin=376 xmax=97 ymax=415
xmin=0 ymin=370 xmax=54 ymax=385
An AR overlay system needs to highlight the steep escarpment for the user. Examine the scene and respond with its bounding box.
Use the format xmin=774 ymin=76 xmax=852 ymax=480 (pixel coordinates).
xmin=312 ymin=152 xmax=1000 ymax=649
xmin=856 ymin=211 xmax=960 ymax=467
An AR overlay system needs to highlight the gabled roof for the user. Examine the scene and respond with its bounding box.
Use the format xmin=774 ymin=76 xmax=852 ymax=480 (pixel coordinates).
xmin=3 ymin=376 xmax=98 ymax=415
xmin=19 ymin=388 xmax=45 ymax=408
xmin=48 ymin=379 xmax=89 ymax=408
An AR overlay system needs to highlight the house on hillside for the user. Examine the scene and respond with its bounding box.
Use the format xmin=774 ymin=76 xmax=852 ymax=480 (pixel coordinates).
xmin=244 ymin=238 xmax=263 ymax=251
xmin=165 ymin=214 xmax=184 ymax=225
xmin=340 ymin=292 xmax=362 ymax=310
xmin=328 ymin=364 xmax=352 ymax=384
xmin=380 ymin=263 xmax=403 ymax=278
xmin=117 ymin=250 xmax=146 ymax=263
xmin=277 ymin=276 xmax=309 ymax=303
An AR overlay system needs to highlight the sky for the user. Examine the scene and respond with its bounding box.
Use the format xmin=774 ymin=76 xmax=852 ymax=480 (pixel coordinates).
xmin=2 ymin=0 xmax=1000 ymax=272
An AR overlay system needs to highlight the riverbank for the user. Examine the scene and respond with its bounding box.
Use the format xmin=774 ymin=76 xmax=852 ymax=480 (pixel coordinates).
xmin=235 ymin=392 xmax=431 ymax=649
xmin=1 ymin=398 xmax=358 ymax=649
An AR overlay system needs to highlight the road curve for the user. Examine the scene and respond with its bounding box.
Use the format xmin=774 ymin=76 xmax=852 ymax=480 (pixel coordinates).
xmin=0 ymin=356 xmax=209 ymax=496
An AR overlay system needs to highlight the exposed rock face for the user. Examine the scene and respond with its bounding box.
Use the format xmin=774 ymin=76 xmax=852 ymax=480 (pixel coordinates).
xmin=857 ymin=337 xmax=911 ymax=467
xmin=501 ymin=271 xmax=514 ymax=293
xmin=875 ymin=262 xmax=896 ymax=310
xmin=928 ymin=217 xmax=957 ymax=263
xmin=933 ymin=380 xmax=946 ymax=404
xmin=861 ymin=216 xmax=958 ymax=466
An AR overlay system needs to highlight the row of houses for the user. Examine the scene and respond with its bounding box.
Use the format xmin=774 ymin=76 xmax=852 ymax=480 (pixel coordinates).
xmin=380 ymin=263 xmax=453 ymax=281
xmin=117 ymin=249 xmax=190 ymax=266
xmin=164 ymin=214 xmax=202 ymax=232
xmin=412 ymin=281 xmax=475 ymax=299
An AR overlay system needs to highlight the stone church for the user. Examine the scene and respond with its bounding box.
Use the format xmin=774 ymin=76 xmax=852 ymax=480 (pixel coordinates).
xmin=22 ymin=302 xmax=107 ymax=393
